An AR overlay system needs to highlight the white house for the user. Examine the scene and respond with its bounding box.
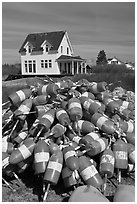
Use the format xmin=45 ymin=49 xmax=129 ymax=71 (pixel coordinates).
xmin=125 ymin=62 xmax=135 ymax=70
xmin=19 ymin=31 xmax=87 ymax=75
xmin=107 ymin=57 xmax=124 ymax=65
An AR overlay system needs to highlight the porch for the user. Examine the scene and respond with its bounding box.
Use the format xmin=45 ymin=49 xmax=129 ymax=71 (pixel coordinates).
xmin=56 ymin=55 xmax=87 ymax=75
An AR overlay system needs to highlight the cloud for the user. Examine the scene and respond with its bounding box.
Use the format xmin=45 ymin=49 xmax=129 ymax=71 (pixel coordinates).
xmin=2 ymin=2 xmax=135 ymax=64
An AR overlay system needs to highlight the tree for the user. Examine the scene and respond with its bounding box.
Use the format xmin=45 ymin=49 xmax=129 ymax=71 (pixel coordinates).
xmin=96 ymin=50 xmax=107 ymax=65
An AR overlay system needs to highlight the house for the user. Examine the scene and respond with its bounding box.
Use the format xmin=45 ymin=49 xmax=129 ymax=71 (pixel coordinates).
xmin=107 ymin=57 xmax=124 ymax=65
xmin=19 ymin=31 xmax=87 ymax=75
xmin=125 ymin=62 xmax=135 ymax=70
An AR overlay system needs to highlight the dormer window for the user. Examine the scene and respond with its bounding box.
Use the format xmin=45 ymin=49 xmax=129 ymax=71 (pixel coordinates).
xmin=28 ymin=45 xmax=32 ymax=53
xmin=46 ymin=44 xmax=49 ymax=52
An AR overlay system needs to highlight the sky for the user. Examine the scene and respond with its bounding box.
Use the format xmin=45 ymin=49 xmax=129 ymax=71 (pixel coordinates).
xmin=2 ymin=1 xmax=135 ymax=65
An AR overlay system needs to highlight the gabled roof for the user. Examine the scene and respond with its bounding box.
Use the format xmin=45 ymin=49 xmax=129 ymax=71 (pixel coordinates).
xmin=107 ymin=58 xmax=113 ymax=61
xmin=107 ymin=57 xmax=124 ymax=64
xmin=56 ymin=55 xmax=85 ymax=61
xmin=19 ymin=31 xmax=66 ymax=53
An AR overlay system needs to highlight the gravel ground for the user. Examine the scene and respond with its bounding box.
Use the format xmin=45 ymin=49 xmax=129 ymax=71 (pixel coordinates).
xmin=2 ymin=166 xmax=135 ymax=202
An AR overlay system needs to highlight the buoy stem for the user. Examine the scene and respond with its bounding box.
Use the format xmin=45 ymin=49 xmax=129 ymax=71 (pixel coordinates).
xmin=103 ymin=174 xmax=107 ymax=195
xmin=34 ymin=126 xmax=45 ymax=142
xmin=2 ymin=107 xmax=10 ymax=116
xmin=117 ymin=168 xmax=121 ymax=184
xmin=76 ymin=116 xmax=81 ymax=136
xmin=2 ymin=101 xmax=10 ymax=107
xmin=67 ymin=124 xmax=77 ymax=136
xmin=75 ymin=146 xmax=81 ymax=151
xmin=13 ymin=172 xmax=22 ymax=185
xmin=43 ymin=183 xmax=50 ymax=201
xmin=2 ymin=177 xmax=16 ymax=192
xmin=17 ymin=111 xmax=36 ymax=116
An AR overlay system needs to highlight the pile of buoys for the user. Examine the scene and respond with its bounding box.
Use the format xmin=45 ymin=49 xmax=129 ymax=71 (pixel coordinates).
xmin=2 ymin=78 xmax=135 ymax=202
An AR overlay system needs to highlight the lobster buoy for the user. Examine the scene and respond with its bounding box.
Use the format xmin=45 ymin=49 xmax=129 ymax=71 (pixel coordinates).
xmin=56 ymin=108 xmax=70 ymax=126
xmin=80 ymin=97 xmax=105 ymax=115
xmin=37 ymin=83 xmax=59 ymax=97
xmin=79 ymin=132 xmax=100 ymax=148
xmin=113 ymin=139 xmax=128 ymax=183
xmin=78 ymin=156 xmax=103 ymax=188
xmin=2 ymin=141 xmax=14 ymax=154
xmin=119 ymin=120 xmax=135 ymax=134
xmin=55 ymin=80 xmax=68 ymax=89
xmin=13 ymin=120 xmax=28 ymax=144
xmin=114 ymin=99 xmax=135 ymax=111
xmin=14 ymin=98 xmax=32 ymax=121
xmin=17 ymin=156 xmax=33 ymax=174
xmin=88 ymin=82 xmax=107 ymax=94
xmin=69 ymin=185 xmax=109 ymax=202
xmin=73 ymin=120 xmax=95 ymax=134
xmin=2 ymin=152 xmax=10 ymax=169
xmin=63 ymin=145 xmax=79 ymax=171
xmin=76 ymin=85 xmax=88 ymax=94
xmin=67 ymin=132 xmax=81 ymax=145
xmin=43 ymin=150 xmax=63 ymax=201
xmin=44 ymin=150 xmax=63 ymax=184
xmin=68 ymin=98 xmax=83 ymax=121
xmin=96 ymin=91 xmax=112 ymax=102
xmin=50 ymin=123 xmax=66 ymax=138
xmin=85 ymin=137 xmax=108 ymax=157
xmin=87 ymin=99 xmax=106 ymax=115
xmin=126 ymin=132 xmax=135 ymax=145
xmin=60 ymin=100 xmax=68 ymax=110
xmin=103 ymin=98 xmax=120 ymax=114
xmin=81 ymin=92 xmax=95 ymax=100
xmin=127 ymin=143 xmax=135 ymax=164
xmin=99 ymin=148 xmax=115 ymax=178
xmin=34 ymin=140 xmax=50 ymax=174
xmin=34 ymin=105 xmax=51 ymax=118
xmin=113 ymin=139 xmax=128 ymax=169
xmin=62 ymin=167 xmax=79 ymax=188
xmin=8 ymin=88 xmax=32 ymax=107
xmin=91 ymin=112 xmax=116 ymax=135
xmin=38 ymin=109 xmax=55 ymax=133
xmin=9 ymin=138 xmax=36 ymax=164
xmin=113 ymin=184 xmax=135 ymax=202
xmin=82 ymin=109 xmax=92 ymax=121
xmin=118 ymin=108 xmax=132 ymax=121
xmin=128 ymin=110 xmax=135 ymax=120
xmin=32 ymin=95 xmax=49 ymax=106
xmin=48 ymin=142 xmax=61 ymax=154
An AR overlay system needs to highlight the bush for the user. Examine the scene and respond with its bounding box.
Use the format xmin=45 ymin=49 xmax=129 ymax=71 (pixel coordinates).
xmin=72 ymin=64 xmax=135 ymax=92
xmin=2 ymin=63 xmax=21 ymax=77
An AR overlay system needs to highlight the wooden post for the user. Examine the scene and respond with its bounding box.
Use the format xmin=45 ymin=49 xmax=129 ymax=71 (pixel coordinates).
xmin=72 ymin=61 xmax=74 ymax=75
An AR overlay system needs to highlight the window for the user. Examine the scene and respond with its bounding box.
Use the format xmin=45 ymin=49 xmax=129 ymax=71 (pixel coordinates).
xmin=45 ymin=60 xmax=48 ymax=68
xmin=61 ymin=46 xmax=63 ymax=53
xmin=24 ymin=60 xmax=36 ymax=73
xmin=41 ymin=60 xmax=52 ymax=68
xmin=46 ymin=45 xmax=49 ymax=52
xmin=25 ymin=61 xmax=27 ymax=72
xmin=41 ymin=60 xmax=44 ymax=68
xmin=67 ymin=47 xmax=69 ymax=55
xmin=49 ymin=60 xmax=52 ymax=68
xmin=29 ymin=61 xmax=32 ymax=72
xmin=33 ymin=60 xmax=36 ymax=73
xmin=28 ymin=45 xmax=31 ymax=53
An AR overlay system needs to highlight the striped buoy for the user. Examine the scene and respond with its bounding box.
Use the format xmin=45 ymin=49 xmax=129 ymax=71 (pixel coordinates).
xmin=8 ymin=88 xmax=32 ymax=107
xmin=9 ymin=138 xmax=36 ymax=164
